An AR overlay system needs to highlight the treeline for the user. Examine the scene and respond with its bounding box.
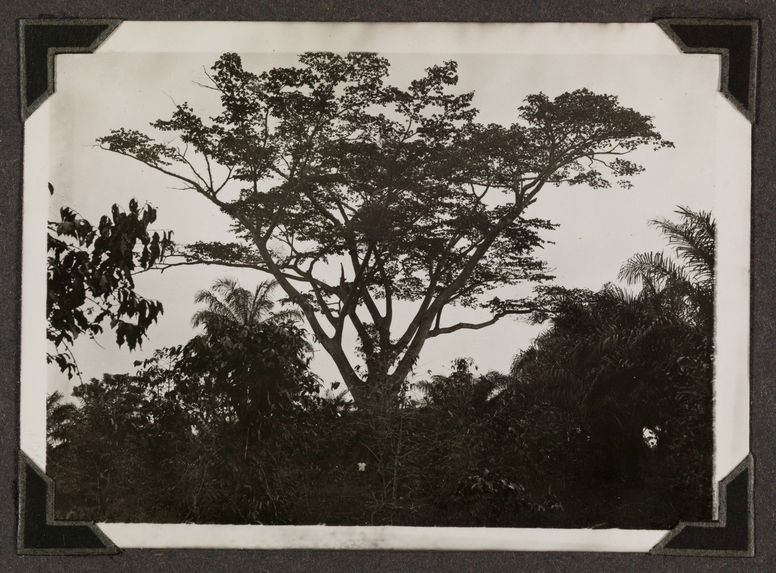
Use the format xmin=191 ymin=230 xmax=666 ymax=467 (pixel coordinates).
xmin=47 ymin=208 xmax=714 ymax=528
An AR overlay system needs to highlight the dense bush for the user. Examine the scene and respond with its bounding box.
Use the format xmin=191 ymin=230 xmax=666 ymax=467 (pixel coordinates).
xmin=47 ymin=208 xmax=714 ymax=528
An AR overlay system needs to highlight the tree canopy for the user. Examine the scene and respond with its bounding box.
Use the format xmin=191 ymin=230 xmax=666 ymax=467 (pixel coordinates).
xmin=97 ymin=51 xmax=673 ymax=410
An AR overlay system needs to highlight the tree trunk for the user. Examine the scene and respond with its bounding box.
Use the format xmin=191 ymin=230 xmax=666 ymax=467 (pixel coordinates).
xmin=359 ymin=347 xmax=407 ymax=415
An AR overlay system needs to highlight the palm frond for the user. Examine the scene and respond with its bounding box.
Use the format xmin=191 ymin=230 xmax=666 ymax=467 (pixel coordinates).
xmin=191 ymin=309 xmax=229 ymax=329
xmin=265 ymin=307 xmax=305 ymax=323
xmin=618 ymin=251 xmax=692 ymax=291
xmin=248 ymin=280 xmax=280 ymax=324
xmin=191 ymin=290 xmax=241 ymax=327
xmin=650 ymin=206 xmax=715 ymax=281
xmin=217 ymin=278 xmax=253 ymax=324
xmin=192 ymin=276 xmax=301 ymax=331
xmin=600 ymin=282 xmax=642 ymax=305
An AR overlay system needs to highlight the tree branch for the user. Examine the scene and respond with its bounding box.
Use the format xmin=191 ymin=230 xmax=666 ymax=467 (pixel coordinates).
xmin=427 ymin=309 xmax=532 ymax=338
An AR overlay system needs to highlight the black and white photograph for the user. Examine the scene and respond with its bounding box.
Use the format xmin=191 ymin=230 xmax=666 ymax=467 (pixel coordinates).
xmin=19 ymin=21 xmax=751 ymax=551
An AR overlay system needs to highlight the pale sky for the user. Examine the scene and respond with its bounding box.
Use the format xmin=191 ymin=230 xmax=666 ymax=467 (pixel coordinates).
xmin=46 ymin=40 xmax=721 ymax=399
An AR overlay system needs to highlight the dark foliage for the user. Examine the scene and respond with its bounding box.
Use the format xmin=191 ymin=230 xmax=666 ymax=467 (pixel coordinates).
xmin=47 ymin=197 xmax=173 ymax=377
xmin=47 ymin=208 xmax=714 ymax=528
xmin=48 ymin=317 xmax=325 ymax=523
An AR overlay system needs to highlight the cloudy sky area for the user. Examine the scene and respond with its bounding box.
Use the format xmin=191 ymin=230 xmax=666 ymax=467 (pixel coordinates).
xmin=47 ymin=43 xmax=720 ymax=398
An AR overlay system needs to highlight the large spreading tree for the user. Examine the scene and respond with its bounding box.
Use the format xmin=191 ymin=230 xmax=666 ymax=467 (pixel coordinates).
xmin=98 ymin=52 xmax=672 ymax=412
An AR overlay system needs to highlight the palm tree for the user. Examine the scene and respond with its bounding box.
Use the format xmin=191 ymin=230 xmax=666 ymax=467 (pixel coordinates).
xmin=618 ymin=206 xmax=715 ymax=332
xmin=187 ymin=277 xmax=313 ymax=427
xmin=46 ymin=391 xmax=79 ymax=449
xmin=191 ymin=277 xmax=302 ymax=332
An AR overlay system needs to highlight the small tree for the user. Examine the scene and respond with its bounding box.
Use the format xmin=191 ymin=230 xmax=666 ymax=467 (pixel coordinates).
xmin=186 ymin=277 xmax=315 ymax=428
xmin=98 ymin=52 xmax=672 ymax=413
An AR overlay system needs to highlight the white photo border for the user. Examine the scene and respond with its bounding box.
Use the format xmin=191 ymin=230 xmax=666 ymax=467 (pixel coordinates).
xmin=20 ymin=21 xmax=751 ymax=551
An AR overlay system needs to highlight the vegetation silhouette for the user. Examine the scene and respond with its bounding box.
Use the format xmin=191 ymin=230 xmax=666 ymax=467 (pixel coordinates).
xmin=47 ymin=208 xmax=714 ymax=527
xmin=47 ymin=196 xmax=173 ymax=379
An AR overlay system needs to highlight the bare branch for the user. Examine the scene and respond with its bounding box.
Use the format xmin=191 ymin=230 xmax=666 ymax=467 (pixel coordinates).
xmin=427 ymin=309 xmax=532 ymax=338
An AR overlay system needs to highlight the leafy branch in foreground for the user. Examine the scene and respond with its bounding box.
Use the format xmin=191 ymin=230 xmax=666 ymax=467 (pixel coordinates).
xmin=47 ymin=195 xmax=173 ymax=377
